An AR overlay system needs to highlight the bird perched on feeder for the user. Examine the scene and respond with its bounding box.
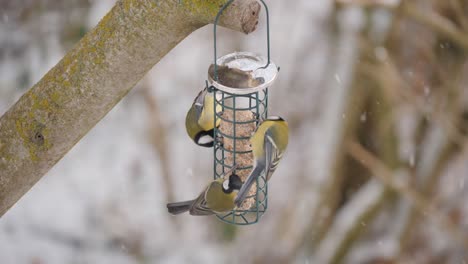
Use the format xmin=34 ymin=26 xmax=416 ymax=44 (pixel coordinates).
xmin=185 ymin=86 xmax=222 ymax=147
xmin=234 ymin=116 xmax=289 ymax=206
xmin=208 ymin=64 xmax=265 ymax=88
xmin=167 ymin=166 xmax=243 ymax=215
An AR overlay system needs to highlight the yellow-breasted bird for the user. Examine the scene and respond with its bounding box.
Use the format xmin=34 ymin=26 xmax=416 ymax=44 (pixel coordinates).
xmin=185 ymin=86 xmax=222 ymax=147
xmin=234 ymin=116 xmax=289 ymax=206
xmin=167 ymin=166 xmax=243 ymax=215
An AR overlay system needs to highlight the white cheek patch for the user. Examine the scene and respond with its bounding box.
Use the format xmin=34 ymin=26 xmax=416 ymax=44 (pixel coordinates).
xmin=222 ymin=179 xmax=230 ymax=191
xmin=198 ymin=135 xmax=214 ymax=145
xmin=269 ymin=116 xmax=282 ymax=120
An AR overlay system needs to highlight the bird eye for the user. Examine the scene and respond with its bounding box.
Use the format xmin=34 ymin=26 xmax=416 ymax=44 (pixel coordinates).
xmin=222 ymin=179 xmax=230 ymax=191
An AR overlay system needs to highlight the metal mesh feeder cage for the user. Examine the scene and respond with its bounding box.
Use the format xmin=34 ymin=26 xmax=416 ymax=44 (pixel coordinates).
xmin=208 ymin=0 xmax=278 ymax=225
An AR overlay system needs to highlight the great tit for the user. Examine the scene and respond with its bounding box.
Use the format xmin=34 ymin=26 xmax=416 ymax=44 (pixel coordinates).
xmin=185 ymin=86 xmax=222 ymax=147
xmin=234 ymin=116 xmax=289 ymax=206
xmin=167 ymin=166 xmax=243 ymax=216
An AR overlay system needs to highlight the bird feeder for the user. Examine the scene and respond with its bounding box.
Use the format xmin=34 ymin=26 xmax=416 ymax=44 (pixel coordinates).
xmin=208 ymin=0 xmax=278 ymax=225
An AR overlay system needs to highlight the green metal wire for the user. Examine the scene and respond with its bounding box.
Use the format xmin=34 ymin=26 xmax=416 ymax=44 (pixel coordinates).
xmin=213 ymin=0 xmax=235 ymax=82
xmin=213 ymin=0 xmax=271 ymax=81
xmin=258 ymin=0 xmax=271 ymax=69
xmin=212 ymin=89 xmax=268 ymax=225
xmin=209 ymin=0 xmax=273 ymax=225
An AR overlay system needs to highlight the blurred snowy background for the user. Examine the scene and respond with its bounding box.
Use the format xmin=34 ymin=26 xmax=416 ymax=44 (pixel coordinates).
xmin=0 ymin=0 xmax=468 ymax=263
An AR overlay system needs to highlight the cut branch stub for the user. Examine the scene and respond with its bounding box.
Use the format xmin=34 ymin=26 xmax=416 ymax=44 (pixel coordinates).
xmin=219 ymin=0 xmax=261 ymax=34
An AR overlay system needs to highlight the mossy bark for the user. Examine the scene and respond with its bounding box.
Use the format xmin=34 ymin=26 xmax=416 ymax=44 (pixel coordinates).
xmin=0 ymin=0 xmax=260 ymax=216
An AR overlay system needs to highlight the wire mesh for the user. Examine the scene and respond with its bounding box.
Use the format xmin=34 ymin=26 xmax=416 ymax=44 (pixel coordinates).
xmin=209 ymin=0 xmax=275 ymax=225
xmin=212 ymin=87 xmax=269 ymax=225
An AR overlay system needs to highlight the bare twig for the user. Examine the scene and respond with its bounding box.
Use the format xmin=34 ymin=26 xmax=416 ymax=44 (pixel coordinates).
xmin=346 ymin=141 xmax=468 ymax=249
xmin=314 ymin=180 xmax=388 ymax=264
xmin=448 ymin=0 xmax=468 ymax=31
xmin=402 ymin=2 xmax=468 ymax=48
xmin=360 ymin=57 xmax=468 ymax=149
xmin=336 ymin=0 xmax=468 ymax=50
xmin=335 ymin=0 xmax=398 ymax=8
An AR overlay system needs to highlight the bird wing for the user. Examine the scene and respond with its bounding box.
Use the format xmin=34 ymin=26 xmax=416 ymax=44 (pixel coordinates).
xmin=265 ymin=129 xmax=282 ymax=181
xmin=189 ymin=195 xmax=214 ymax=216
xmin=193 ymin=88 xmax=208 ymax=120
xmin=194 ymin=103 xmax=204 ymax=121
xmin=189 ymin=183 xmax=216 ymax=216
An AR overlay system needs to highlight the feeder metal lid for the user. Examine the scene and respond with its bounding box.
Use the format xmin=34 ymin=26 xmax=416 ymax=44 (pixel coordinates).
xmin=208 ymin=52 xmax=278 ymax=95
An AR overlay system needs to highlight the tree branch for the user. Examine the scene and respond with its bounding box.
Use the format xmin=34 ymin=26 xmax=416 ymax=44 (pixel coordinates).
xmin=0 ymin=0 xmax=260 ymax=216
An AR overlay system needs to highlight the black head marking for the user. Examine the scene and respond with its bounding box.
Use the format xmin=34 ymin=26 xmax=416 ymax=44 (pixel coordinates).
xmin=222 ymin=174 xmax=242 ymax=194
xmin=228 ymin=174 xmax=242 ymax=190
xmin=194 ymin=129 xmax=215 ymax=148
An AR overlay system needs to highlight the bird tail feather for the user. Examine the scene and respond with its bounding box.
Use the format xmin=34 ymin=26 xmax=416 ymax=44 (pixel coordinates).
xmin=167 ymin=200 xmax=195 ymax=215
